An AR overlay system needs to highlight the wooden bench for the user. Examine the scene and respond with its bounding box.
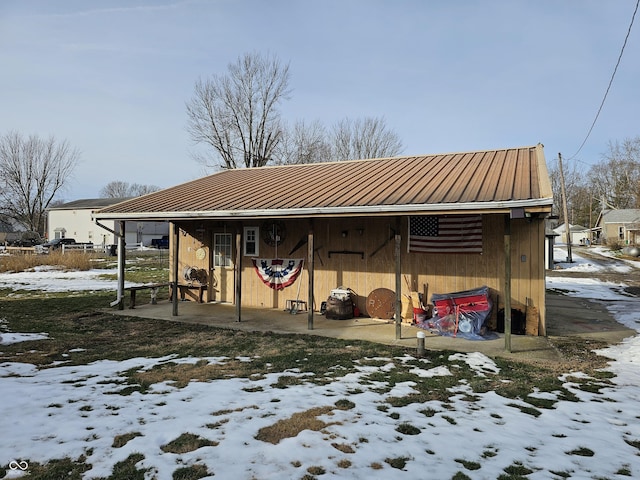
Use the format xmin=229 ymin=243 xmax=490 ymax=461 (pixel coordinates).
xmin=169 ymin=283 xmax=207 ymax=303
xmin=125 ymin=282 xmax=170 ymax=309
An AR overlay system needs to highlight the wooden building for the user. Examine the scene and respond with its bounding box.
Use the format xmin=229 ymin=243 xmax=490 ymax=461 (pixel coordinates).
xmin=94 ymin=144 xmax=553 ymax=337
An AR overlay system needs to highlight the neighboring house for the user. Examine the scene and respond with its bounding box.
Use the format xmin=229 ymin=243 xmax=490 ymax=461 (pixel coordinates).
xmin=552 ymin=223 xmax=590 ymax=245
xmin=593 ymin=209 xmax=640 ymax=245
xmin=47 ymin=198 xmax=169 ymax=246
xmin=95 ymin=144 xmax=553 ymax=336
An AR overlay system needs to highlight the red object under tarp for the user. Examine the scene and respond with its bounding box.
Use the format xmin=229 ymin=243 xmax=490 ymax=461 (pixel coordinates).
xmin=432 ymin=287 xmax=491 ymax=316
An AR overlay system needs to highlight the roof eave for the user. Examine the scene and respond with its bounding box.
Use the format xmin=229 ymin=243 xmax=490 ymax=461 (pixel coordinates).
xmin=93 ymin=198 xmax=553 ymax=221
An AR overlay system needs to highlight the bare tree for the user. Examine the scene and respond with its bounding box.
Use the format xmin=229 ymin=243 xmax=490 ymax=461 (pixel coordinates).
xmin=548 ymin=156 xmax=588 ymax=225
xmin=186 ymin=52 xmax=291 ymax=170
xmin=588 ymin=137 xmax=640 ymax=209
xmin=276 ymin=120 xmax=332 ymax=165
xmin=331 ymin=116 xmax=404 ymax=161
xmin=100 ymin=181 xmax=160 ymax=198
xmin=0 ymin=131 xmax=80 ymax=234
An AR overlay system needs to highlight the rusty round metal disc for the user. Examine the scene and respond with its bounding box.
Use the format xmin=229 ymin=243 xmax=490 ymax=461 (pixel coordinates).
xmin=366 ymin=288 xmax=396 ymax=319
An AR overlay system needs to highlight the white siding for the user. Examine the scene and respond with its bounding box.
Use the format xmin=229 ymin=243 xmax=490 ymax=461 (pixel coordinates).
xmin=48 ymin=209 xmax=168 ymax=246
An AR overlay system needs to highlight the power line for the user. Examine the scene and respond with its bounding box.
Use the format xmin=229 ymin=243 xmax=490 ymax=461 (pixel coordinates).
xmin=567 ymin=0 xmax=639 ymax=161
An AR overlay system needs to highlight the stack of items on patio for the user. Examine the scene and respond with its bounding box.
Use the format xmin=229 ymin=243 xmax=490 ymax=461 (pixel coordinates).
xmin=416 ymin=285 xmax=497 ymax=340
xmin=400 ymin=277 xmax=432 ymax=324
xmin=323 ymin=287 xmax=359 ymax=320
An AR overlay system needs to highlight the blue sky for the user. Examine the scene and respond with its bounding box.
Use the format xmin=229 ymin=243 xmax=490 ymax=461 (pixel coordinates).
xmin=1 ymin=0 xmax=638 ymax=200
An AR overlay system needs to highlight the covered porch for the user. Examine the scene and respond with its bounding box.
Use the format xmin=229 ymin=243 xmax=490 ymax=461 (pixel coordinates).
xmin=106 ymin=296 xmax=618 ymax=362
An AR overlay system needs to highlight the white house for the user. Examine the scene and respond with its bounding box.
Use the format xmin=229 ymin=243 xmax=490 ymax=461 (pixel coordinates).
xmin=47 ymin=198 xmax=169 ymax=246
xmin=552 ymin=223 xmax=590 ymax=245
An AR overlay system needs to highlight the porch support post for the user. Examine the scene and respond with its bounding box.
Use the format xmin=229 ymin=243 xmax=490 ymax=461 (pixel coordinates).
xmin=235 ymin=225 xmax=242 ymax=322
xmin=307 ymin=219 xmax=315 ymax=330
xmin=395 ymin=216 xmax=402 ymax=339
xmin=172 ymin=222 xmax=179 ymax=316
xmin=117 ymin=221 xmax=126 ymax=310
xmin=504 ymin=215 xmax=512 ymax=352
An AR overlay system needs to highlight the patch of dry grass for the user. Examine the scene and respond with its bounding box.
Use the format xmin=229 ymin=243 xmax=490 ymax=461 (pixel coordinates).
xmin=112 ymin=431 xmax=143 ymax=448
xmin=331 ymin=442 xmax=355 ymax=454
xmin=0 ymin=250 xmax=96 ymax=273
xmin=131 ymin=359 xmax=250 ymax=388
xmin=160 ymin=433 xmax=218 ymax=453
xmin=255 ymin=406 xmax=335 ymax=444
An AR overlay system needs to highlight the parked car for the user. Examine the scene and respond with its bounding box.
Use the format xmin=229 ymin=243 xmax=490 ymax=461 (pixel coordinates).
xmin=13 ymin=231 xmax=43 ymax=247
xmin=41 ymin=238 xmax=77 ymax=251
xmin=1 ymin=231 xmax=43 ymax=248
xmin=39 ymin=238 xmax=92 ymax=253
xmin=151 ymin=235 xmax=169 ymax=249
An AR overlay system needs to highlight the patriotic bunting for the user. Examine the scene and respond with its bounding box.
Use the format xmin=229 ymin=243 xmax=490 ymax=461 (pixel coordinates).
xmin=252 ymin=258 xmax=304 ymax=290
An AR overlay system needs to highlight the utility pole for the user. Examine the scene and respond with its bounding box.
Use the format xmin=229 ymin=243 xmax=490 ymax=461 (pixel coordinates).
xmin=558 ymin=153 xmax=572 ymax=262
xmin=589 ymin=191 xmax=593 ymax=246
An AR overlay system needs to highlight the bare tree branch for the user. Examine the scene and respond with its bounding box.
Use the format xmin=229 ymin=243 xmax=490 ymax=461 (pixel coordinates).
xmin=331 ymin=116 xmax=404 ymax=161
xmin=0 ymin=131 xmax=80 ymax=234
xmin=277 ymin=120 xmax=331 ymax=165
xmin=100 ymin=181 xmax=161 ymax=198
xmin=588 ymin=137 xmax=640 ymax=209
xmin=186 ymin=52 xmax=291 ymax=170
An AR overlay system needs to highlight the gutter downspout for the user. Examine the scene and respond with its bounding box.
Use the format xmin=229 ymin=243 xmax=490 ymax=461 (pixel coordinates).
xmin=116 ymin=221 xmax=126 ymax=310
xmin=94 ymin=218 xmax=126 ymax=308
xmin=95 ymin=219 xmax=118 ymax=237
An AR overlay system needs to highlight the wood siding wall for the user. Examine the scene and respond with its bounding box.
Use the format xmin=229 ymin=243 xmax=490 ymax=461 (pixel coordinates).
xmin=171 ymin=215 xmax=546 ymax=335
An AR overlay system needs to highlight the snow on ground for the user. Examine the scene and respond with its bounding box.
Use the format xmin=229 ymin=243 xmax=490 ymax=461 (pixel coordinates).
xmin=1 ymin=248 xmax=640 ymax=479
xmin=0 ymin=265 xmax=140 ymax=293
xmin=0 ymin=332 xmax=49 ymax=345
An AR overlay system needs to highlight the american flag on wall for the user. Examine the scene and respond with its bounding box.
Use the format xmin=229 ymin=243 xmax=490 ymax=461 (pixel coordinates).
xmin=408 ymin=215 xmax=483 ymax=254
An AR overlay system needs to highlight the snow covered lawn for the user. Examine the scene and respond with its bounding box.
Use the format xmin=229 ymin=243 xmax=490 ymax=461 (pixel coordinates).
xmin=1 ymin=249 xmax=639 ymax=479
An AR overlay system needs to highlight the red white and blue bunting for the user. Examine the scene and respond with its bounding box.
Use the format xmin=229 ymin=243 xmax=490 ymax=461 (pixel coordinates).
xmin=252 ymin=258 xmax=304 ymax=290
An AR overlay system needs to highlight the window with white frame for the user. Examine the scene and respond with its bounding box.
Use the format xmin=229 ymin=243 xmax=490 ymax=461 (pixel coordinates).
xmin=619 ymin=226 xmax=624 ymax=240
xmin=244 ymin=226 xmax=259 ymax=256
xmin=214 ymin=233 xmax=233 ymax=267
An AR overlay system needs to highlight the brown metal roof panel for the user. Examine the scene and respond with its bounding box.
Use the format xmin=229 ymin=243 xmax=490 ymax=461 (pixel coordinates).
xmin=364 ymin=156 xmax=445 ymax=206
xmin=273 ymin=163 xmax=338 ymax=208
xmin=515 ymin=148 xmax=533 ymax=199
xmin=475 ymin=149 xmax=505 ymax=201
xmin=95 ymin=145 xmax=551 ymax=217
xmin=293 ymin=161 xmax=372 ymax=208
xmin=374 ymin=157 xmax=424 ymax=204
xmin=408 ymin=155 xmax=456 ymax=204
xmin=493 ymin=149 xmax=518 ymax=200
xmin=443 ymin=152 xmax=485 ymax=203
xmin=258 ymin=162 xmax=322 ymax=208
xmin=527 ymin=148 xmax=540 ymax=198
xmin=378 ymin=157 xmax=443 ymax=205
xmin=326 ymin=159 xmax=386 ymax=206
xmin=338 ymin=157 xmax=416 ymax=206
xmin=454 ymin=151 xmax=493 ymax=203
xmin=412 ymin=153 xmax=470 ymax=204
xmin=297 ymin=162 xmax=359 ymax=206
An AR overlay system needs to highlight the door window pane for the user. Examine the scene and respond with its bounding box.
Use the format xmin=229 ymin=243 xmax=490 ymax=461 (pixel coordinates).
xmin=214 ymin=233 xmax=232 ymax=267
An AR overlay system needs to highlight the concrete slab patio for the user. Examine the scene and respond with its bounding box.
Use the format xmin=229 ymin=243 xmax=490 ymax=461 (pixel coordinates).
xmin=109 ymin=291 xmax=636 ymax=363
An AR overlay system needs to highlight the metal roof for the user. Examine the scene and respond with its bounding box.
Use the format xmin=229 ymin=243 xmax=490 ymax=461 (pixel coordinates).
xmin=94 ymin=144 xmax=553 ymax=221
xmin=49 ymin=198 xmax=133 ymax=210
xmin=601 ymin=209 xmax=640 ymax=224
